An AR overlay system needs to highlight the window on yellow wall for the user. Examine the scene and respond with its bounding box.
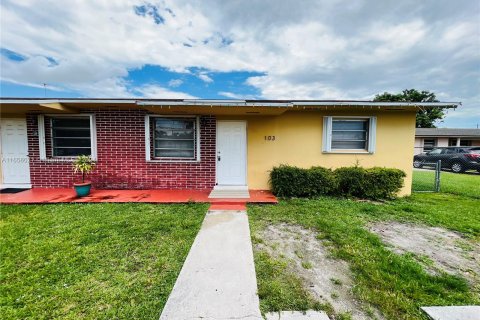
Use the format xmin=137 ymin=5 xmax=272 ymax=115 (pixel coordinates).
xmin=322 ymin=116 xmax=377 ymax=153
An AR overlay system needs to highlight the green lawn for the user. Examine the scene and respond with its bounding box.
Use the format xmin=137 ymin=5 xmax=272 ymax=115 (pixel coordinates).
xmin=250 ymin=173 xmax=480 ymax=319
xmin=1 ymin=172 xmax=478 ymax=320
xmin=0 ymin=203 xmax=207 ymax=320
xmin=413 ymin=169 xmax=480 ymax=198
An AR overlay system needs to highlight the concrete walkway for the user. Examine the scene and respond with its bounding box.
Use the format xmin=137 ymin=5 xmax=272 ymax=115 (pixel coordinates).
xmin=160 ymin=209 xmax=263 ymax=320
xmin=265 ymin=311 xmax=330 ymax=319
xmin=421 ymin=306 xmax=480 ymax=320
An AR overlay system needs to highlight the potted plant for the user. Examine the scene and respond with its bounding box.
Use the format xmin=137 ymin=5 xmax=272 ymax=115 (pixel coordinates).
xmin=73 ymin=155 xmax=95 ymax=197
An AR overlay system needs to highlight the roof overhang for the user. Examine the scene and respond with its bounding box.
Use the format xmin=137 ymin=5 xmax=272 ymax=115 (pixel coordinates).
xmin=0 ymin=98 xmax=461 ymax=115
xmin=415 ymin=128 xmax=480 ymax=138
xmin=416 ymin=135 xmax=480 ymax=138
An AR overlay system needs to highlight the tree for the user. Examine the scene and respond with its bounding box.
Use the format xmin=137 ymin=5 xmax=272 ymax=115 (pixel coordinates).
xmin=373 ymin=89 xmax=445 ymax=128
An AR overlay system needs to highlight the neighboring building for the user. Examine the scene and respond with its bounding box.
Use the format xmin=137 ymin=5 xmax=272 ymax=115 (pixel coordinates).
xmin=414 ymin=128 xmax=480 ymax=155
xmin=0 ymin=99 xmax=459 ymax=196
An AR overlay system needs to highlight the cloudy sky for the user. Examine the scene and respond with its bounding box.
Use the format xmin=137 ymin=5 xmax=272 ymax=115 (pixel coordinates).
xmin=1 ymin=0 xmax=479 ymax=127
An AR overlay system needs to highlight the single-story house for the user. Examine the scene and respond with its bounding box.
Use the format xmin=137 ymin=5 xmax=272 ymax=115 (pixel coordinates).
xmin=0 ymin=98 xmax=459 ymax=196
xmin=414 ymin=128 xmax=480 ymax=154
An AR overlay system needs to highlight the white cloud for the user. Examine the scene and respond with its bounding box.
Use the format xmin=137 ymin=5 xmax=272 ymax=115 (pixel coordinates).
xmin=218 ymin=91 xmax=256 ymax=99
xmin=0 ymin=0 xmax=479 ymax=126
xmin=246 ymin=76 xmax=346 ymax=100
xmin=77 ymin=78 xmax=133 ymax=98
xmin=198 ymin=72 xmax=213 ymax=83
xmin=168 ymin=79 xmax=183 ymax=87
xmin=354 ymin=20 xmax=427 ymax=64
xmin=135 ymin=84 xmax=197 ymax=99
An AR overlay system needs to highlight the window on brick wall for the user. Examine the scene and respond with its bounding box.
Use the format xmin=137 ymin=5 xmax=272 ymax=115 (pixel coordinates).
xmin=37 ymin=114 xmax=97 ymax=160
xmin=51 ymin=117 xmax=92 ymax=156
xmin=146 ymin=116 xmax=199 ymax=161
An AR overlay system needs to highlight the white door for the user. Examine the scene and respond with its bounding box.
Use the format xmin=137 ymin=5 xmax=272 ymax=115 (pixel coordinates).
xmin=216 ymin=121 xmax=247 ymax=186
xmin=0 ymin=118 xmax=31 ymax=188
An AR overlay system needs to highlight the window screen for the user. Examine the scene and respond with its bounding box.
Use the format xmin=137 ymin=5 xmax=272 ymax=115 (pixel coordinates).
xmin=331 ymin=119 xmax=369 ymax=150
xmin=51 ymin=117 xmax=91 ymax=156
xmin=153 ymin=118 xmax=196 ymax=159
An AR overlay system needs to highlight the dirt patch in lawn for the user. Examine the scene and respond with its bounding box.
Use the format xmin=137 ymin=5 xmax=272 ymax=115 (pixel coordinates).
xmin=256 ymin=223 xmax=384 ymax=320
xmin=370 ymin=221 xmax=480 ymax=286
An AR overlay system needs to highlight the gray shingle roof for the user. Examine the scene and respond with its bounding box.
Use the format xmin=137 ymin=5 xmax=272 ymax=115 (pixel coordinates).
xmin=416 ymin=128 xmax=480 ymax=137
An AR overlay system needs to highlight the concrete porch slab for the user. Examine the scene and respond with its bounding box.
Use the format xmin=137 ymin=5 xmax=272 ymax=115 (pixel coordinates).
xmin=159 ymin=210 xmax=262 ymax=320
xmin=421 ymin=306 xmax=480 ymax=320
xmin=208 ymin=188 xmax=250 ymax=199
xmin=0 ymin=188 xmax=277 ymax=204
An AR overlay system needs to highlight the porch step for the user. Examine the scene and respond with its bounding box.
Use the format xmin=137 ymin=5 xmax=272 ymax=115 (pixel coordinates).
xmin=208 ymin=189 xmax=250 ymax=199
xmin=209 ymin=203 xmax=247 ymax=210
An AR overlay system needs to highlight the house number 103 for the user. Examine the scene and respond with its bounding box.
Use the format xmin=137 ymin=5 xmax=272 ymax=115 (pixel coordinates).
xmin=264 ymin=135 xmax=276 ymax=141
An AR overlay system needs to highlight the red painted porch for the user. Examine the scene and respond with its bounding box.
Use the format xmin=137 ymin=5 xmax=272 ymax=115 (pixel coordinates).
xmin=0 ymin=188 xmax=277 ymax=208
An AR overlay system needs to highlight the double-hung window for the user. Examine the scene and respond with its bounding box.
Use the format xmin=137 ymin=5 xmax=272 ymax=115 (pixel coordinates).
xmin=149 ymin=117 xmax=198 ymax=160
xmin=323 ymin=117 xmax=376 ymax=153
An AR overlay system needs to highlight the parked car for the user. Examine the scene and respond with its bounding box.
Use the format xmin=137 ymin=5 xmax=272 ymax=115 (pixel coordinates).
xmin=413 ymin=147 xmax=480 ymax=173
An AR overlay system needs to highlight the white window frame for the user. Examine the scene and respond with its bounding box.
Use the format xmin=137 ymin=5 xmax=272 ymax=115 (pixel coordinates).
xmin=145 ymin=115 xmax=200 ymax=162
xmin=38 ymin=114 xmax=97 ymax=160
xmin=422 ymin=138 xmax=437 ymax=152
xmin=322 ymin=116 xmax=376 ymax=154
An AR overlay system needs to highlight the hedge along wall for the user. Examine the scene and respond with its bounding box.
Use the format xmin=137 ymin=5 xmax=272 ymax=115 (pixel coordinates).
xmin=270 ymin=165 xmax=406 ymax=200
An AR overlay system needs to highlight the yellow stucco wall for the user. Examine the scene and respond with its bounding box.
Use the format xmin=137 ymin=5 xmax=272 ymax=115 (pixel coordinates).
xmin=0 ymin=110 xmax=417 ymax=195
xmin=218 ymin=109 xmax=417 ymax=196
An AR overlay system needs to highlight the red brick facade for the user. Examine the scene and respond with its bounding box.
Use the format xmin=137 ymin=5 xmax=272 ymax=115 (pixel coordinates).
xmin=27 ymin=109 xmax=216 ymax=189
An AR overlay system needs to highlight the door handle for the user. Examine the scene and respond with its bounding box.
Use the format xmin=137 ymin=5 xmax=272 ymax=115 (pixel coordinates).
xmin=217 ymin=156 xmax=221 ymax=161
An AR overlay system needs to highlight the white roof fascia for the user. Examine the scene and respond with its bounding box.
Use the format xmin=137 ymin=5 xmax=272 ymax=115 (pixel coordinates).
xmin=0 ymin=99 xmax=137 ymax=104
xmin=293 ymin=101 xmax=460 ymax=107
xmin=137 ymin=100 xmax=294 ymax=107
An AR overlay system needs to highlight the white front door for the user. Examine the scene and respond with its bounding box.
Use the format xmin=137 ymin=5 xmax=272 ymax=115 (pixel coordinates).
xmin=216 ymin=121 xmax=247 ymax=186
xmin=0 ymin=118 xmax=31 ymax=188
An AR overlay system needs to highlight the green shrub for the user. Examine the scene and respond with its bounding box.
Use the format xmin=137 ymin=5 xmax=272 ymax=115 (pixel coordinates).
xmin=335 ymin=166 xmax=406 ymax=200
xmin=363 ymin=167 xmax=406 ymax=199
xmin=270 ymin=165 xmax=337 ymax=197
xmin=308 ymin=166 xmax=338 ymax=196
xmin=334 ymin=166 xmax=366 ymax=198
xmin=270 ymin=165 xmax=310 ymax=197
xmin=270 ymin=165 xmax=406 ymax=200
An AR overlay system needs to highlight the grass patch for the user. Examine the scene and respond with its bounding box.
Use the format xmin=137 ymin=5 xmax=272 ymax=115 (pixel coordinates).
xmin=0 ymin=203 xmax=207 ymax=319
xmin=251 ymin=223 xmax=330 ymax=315
xmin=413 ymin=169 xmax=480 ymax=198
xmin=249 ymin=193 xmax=480 ymax=319
xmin=254 ymin=251 xmax=328 ymax=314
xmin=375 ymin=193 xmax=480 ymax=238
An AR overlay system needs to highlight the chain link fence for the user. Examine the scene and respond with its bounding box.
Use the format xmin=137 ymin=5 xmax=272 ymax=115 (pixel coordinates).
xmin=412 ymin=161 xmax=441 ymax=192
